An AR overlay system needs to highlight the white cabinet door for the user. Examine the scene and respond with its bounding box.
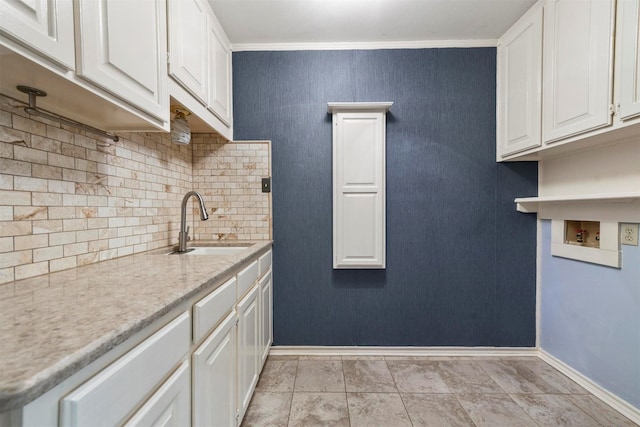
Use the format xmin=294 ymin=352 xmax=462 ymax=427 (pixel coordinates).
xmin=237 ymin=284 xmax=260 ymax=422
xmin=207 ymin=12 xmax=233 ymax=126
xmin=0 ymin=0 xmax=74 ymax=69
xmin=192 ymin=311 xmax=237 ymax=427
xmin=259 ymin=270 xmax=272 ymax=367
xmin=168 ymin=0 xmax=208 ymax=104
xmin=618 ymin=0 xmax=640 ymax=121
xmin=497 ymin=6 xmax=543 ymax=157
xmin=75 ymin=0 xmax=168 ymax=122
xmin=330 ymin=103 xmax=391 ymax=269
xmin=542 ymin=0 xmax=614 ymax=143
xmin=123 ymin=360 xmax=191 ymax=427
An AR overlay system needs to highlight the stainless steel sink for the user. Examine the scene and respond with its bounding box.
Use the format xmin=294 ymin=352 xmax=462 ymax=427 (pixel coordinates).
xmin=167 ymin=244 xmax=253 ymax=255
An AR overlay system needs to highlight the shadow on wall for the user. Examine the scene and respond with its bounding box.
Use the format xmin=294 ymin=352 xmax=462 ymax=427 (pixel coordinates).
xmin=332 ymin=269 xmax=387 ymax=289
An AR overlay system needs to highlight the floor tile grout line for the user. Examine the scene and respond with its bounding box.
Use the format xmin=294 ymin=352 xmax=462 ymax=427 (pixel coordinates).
xmin=384 ymin=353 xmax=418 ymax=426
xmin=286 ymin=358 xmax=299 ymax=427
xmin=450 ymin=392 xmax=482 ymax=427
xmin=339 ymin=357 xmax=351 ymax=426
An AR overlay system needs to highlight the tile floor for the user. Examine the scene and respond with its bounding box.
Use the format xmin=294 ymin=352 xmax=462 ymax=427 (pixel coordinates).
xmin=241 ymin=355 xmax=638 ymax=427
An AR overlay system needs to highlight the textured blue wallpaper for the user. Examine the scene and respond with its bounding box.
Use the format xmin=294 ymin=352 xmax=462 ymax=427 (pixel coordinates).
xmin=233 ymin=49 xmax=538 ymax=346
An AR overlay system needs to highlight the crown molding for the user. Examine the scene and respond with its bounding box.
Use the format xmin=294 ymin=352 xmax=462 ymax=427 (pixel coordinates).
xmin=231 ymin=39 xmax=498 ymax=52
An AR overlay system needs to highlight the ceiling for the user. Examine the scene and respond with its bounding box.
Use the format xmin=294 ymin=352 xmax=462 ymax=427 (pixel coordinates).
xmin=208 ymin=0 xmax=537 ymax=50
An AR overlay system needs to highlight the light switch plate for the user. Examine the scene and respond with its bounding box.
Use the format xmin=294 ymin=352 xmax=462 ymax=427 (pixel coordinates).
xmin=261 ymin=177 xmax=271 ymax=193
xmin=621 ymin=223 xmax=639 ymax=246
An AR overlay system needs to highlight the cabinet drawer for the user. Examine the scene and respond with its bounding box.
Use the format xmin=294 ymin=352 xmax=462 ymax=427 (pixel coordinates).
xmin=193 ymin=277 xmax=237 ymax=343
xmin=60 ymin=312 xmax=191 ymax=427
xmin=258 ymin=250 xmax=272 ymax=277
xmin=123 ymin=360 xmax=191 ymax=427
xmin=237 ymin=260 xmax=258 ymax=298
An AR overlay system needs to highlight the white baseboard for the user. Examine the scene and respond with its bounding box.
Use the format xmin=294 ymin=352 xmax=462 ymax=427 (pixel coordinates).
xmin=269 ymin=345 xmax=538 ymax=357
xmin=538 ymin=350 xmax=640 ymax=425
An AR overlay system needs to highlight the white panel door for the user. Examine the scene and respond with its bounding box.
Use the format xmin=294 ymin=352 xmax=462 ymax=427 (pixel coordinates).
xmin=168 ymin=0 xmax=208 ymax=104
xmin=497 ymin=6 xmax=543 ymax=157
xmin=207 ymin=13 xmax=233 ymax=126
xmin=618 ymin=0 xmax=640 ymax=121
xmin=333 ymin=110 xmax=386 ymax=269
xmin=0 ymin=0 xmax=74 ymax=69
xmin=75 ymin=0 xmax=168 ymax=122
xmin=123 ymin=360 xmax=191 ymax=427
xmin=192 ymin=311 xmax=237 ymax=427
xmin=259 ymin=270 xmax=272 ymax=367
xmin=542 ymin=0 xmax=614 ymax=143
xmin=237 ymin=284 xmax=260 ymax=422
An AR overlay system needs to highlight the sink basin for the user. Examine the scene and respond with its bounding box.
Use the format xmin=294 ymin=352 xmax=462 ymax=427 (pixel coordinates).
xmin=167 ymin=244 xmax=253 ymax=255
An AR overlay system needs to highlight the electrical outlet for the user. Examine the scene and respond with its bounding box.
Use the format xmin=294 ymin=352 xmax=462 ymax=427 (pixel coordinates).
xmin=620 ymin=223 xmax=639 ymax=246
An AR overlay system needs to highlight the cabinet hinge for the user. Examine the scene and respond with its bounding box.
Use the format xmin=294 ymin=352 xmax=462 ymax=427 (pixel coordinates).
xmin=166 ymin=52 xmax=170 ymax=64
xmin=609 ymin=103 xmax=617 ymax=116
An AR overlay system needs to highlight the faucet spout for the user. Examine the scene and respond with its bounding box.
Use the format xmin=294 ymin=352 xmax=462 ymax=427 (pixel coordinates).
xmin=178 ymin=191 xmax=209 ymax=252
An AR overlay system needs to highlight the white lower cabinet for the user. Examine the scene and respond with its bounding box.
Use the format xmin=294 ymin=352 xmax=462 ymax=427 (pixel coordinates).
xmin=259 ymin=270 xmax=273 ymax=367
xmin=192 ymin=310 xmax=237 ymax=427
xmin=60 ymin=312 xmax=191 ymax=427
xmin=123 ymin=360 xmax=191 ymax=427
xmin=12 ymin=248 xmax=273 ymax=427
xmin=237 ymin=284 xmax=260 ymax=421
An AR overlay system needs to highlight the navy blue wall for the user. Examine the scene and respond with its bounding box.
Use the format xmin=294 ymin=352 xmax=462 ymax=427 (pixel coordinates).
xmin=233 ymin=49 xmax=538 ymax=346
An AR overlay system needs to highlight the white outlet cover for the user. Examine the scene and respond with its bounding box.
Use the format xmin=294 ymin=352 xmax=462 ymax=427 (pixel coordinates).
xmin=620 ymin=223 xmax=639 ymax=246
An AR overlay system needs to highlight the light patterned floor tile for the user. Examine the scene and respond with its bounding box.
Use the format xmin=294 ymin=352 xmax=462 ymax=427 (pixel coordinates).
xmin=256 ymin=359 xmax=298 ymax=392
xmin=294 ymin=360 xmax=345 ymax=392
xmin=437 ymin=360 xmax=504 ymax=394
xmin=288 ymin=392 xmax=349 ymax=427
xmin=510 ymin=393 xmax=602 ymax=426
xmin=347 ymin=392 xmax=412 ymax=427
xmin=402 ymin=393 xmax=475 ymax=427
xmin=387 ymin=359 xmax=451 ymax=393
xmin=343 ymin=360 xmax=397 ymax=392
xmin=241 ymin=392 xmax=292 ymax=427
xmin=456 ymin=393 xmax=537 ymax=426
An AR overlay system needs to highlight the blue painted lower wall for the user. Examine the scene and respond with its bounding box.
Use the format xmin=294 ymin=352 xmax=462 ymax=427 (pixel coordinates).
xmin=233 ymin=48 xmax=538 ymax=346
xmin=540 ymin=220 xmax=640 ymax=408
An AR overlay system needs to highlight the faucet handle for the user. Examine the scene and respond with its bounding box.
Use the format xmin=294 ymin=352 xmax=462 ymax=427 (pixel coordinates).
xmin=186 ymin=225 xmax=190 ymax=241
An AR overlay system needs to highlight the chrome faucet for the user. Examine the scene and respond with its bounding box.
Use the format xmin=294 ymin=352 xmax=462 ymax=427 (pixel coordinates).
xmin=178 ymin=191 xmax=209 ymax=252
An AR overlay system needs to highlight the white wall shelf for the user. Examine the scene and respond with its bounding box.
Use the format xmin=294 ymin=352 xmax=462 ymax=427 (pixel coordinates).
xmin=515 ymin=193 xmax=640 ymax=222
xmin=515 ymin=193 xmax=640 ymax=267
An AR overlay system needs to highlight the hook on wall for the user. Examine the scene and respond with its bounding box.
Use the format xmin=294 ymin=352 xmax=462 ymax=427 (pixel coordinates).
xmin=17 ymin=86 xmax=120 ymax=142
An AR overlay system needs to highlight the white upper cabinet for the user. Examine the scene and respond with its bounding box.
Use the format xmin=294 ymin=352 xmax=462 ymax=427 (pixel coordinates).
xmin=0 ymin=0 xmax=75 ymax=69
xmin=329 ymin=102 xmax=391 ymax=269
xmin=207 ymin=12 xmax=233 ymax=126
xmin=542 ymin=0 xmax=615 ymax=143
xmin=167 ymin=0 xmax=233 ymax=139
xmin=618 ymin=0 xmax=640 ymax=121
xmin=168 ymin=0 xmax=208 ymax=104
xmin=497 ymin=5 xmax=543 ymax=157
xmin=75 ymin=0 xmax=169 ymax=122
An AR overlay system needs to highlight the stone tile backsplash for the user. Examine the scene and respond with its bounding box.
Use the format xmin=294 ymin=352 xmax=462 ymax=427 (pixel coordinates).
xmin=192 ymin=136 xmax=271 ymax=241
xmin=0 ymin=95 xmax=271 ymax=284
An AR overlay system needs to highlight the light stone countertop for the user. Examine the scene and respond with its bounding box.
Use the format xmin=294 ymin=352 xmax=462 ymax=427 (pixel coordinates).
xmin=0 ymin=240 xmax=273 ymax=412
